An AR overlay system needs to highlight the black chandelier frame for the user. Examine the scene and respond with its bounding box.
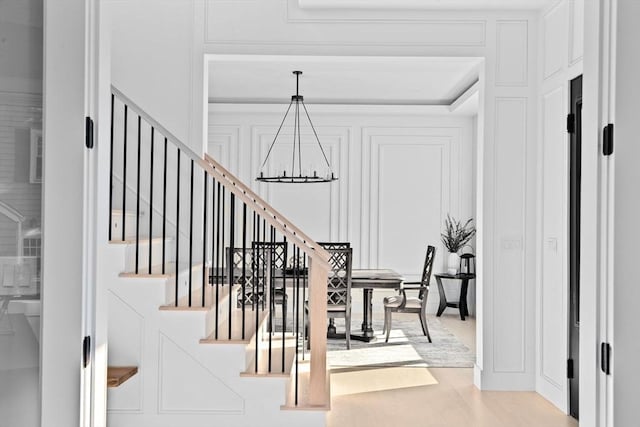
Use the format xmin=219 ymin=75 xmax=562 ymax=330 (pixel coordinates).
xmin=256 ymin=71 xmax=338 ymax=184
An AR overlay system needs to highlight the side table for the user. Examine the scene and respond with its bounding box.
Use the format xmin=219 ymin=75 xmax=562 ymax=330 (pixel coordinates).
xmin=434 ymin=273 xmax=475 ymax=321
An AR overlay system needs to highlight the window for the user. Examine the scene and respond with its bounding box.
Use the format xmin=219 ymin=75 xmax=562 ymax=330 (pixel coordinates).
xmin=30 ymin=129 xmax=43 ymax=183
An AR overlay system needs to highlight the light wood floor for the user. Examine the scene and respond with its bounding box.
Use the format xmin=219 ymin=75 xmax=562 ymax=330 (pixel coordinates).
xmin=326 ymin=313 xmax=577 ymax=427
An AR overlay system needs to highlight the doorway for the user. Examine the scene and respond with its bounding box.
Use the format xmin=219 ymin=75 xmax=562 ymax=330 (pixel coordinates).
xmin=568 ymin=74 xmax=582 ymax=420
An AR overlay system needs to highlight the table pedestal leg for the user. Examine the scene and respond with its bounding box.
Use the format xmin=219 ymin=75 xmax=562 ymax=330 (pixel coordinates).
xmin=361 ymin=288 xmax=375 ymax=338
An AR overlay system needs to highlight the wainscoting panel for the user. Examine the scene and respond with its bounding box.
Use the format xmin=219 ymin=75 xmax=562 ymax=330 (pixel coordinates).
xmin=543 ymin=1 xmax=568 ymax=80
xmin=107 ymin=291 xmax=145 ymax=413
xmin=495 ymin=21 xmax=529 ymax=87
xmin=541 ymin=87 xmax=568 ymax=389
xmin=492 ymin=97 xmax=527 ymax=374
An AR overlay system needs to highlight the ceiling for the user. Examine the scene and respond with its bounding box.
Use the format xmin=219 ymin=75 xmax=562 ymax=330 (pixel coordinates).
xmin=298 ymin=0 xmax=552 ymax=9
xmin=208 ymin=55 xmax=482 ymax=111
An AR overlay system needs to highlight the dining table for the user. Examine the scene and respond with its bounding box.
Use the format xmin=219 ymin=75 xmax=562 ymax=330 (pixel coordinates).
xmin=327 ymin=268 xmax=404 ymax=342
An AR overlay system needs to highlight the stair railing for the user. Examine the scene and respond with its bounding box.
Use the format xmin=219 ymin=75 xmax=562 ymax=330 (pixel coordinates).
xmin=109 ymin=85 xmax=329 ymax=407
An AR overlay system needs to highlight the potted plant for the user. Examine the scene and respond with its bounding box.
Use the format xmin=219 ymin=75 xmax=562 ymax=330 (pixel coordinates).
xmin=441 ymin=214 xmax=476 ymax=274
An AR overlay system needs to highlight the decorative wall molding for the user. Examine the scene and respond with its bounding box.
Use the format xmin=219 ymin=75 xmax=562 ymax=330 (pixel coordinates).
xmin=107 ymin=290 xmax=145 ymax=413
xmin=539 ymin=86 xmax=567 ymax=389
xmin=492 ymin=97 xmax=527 ymax=374
xmin=362 ymin=126 xmax=462 ymax=277
xmin=158 ymin=332 xmax=244 ymax=414
xmin=495 ymin=20 xmax=529 ymax=87
xmin=205 ymin=0 xmax=486 ymax=47
xmin=567 ymin=0 xmax=584 ymax=67
xmin=542 ymin=0 xmax=567 ymax=80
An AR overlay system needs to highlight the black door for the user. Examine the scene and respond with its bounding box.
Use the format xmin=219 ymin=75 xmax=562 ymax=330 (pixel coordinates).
xmin=568 ymin=74 xmax=582 ymax=420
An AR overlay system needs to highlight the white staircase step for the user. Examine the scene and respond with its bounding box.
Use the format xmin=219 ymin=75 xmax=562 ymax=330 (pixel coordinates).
xmin=160 ymin=282 xmax=230 ymax=310
xmin=110 ymin=209 xmax=143 ymax=238
xmin=200 ymin=309 xmax=268 ymax=344
xmin=119 ymin=261 xmax=202 ymax=278
xmin=241 ymin=336 xmax=298 ymax=378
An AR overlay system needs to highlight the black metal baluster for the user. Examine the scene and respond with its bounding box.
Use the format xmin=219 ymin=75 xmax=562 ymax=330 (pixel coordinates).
xmin=254 ymin=211 xmax=259 ymax=373
xmin=202 ymin=171 xmax=208 ymax=307
xmin=121 ymin=104 xmax=128 ymax=241
xmin=175 ymin=149 xmax=181 ymax=307
xmin=162 ymin=137 xmax=167 ymax=274
xmin=241 ymin=203 xmax=247 ymax=339
xmin=109 ymin=94 xmax=114 ymax=241
xmin=295 ymin=245 xmax=300 ymax=405
xmin=268 ymin=228 xmax=273 ymax=373
xmin=282 ymin=234 xmax=286 ymax=373
xmin=302 ymin=252 xmax=307 ymax=361
xmin=215 ymin=181 xmax=221 ymax=339
xmin=228 ymin=193 xmax=235 ymax=340
xmin=148 ymin=127 xmax=154 ymax=274
xmin=135 ymin=116 xmax=142 ymax=274
xmin=188 ymin=159 xmax=194 ymax=307
xmin=221 ymin=187 xmax=227 ymax=338
xmin=262 ymin=218 xmax=266 ymax=311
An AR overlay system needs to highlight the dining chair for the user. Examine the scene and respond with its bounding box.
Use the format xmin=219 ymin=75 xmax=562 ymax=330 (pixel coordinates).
xmin=306 ymin=245 xmax=353 ymax=350
xmin=227 ymin=241 xmax=288 ymax=330
xmin=382 ymin=245 xmax=436 ymax=343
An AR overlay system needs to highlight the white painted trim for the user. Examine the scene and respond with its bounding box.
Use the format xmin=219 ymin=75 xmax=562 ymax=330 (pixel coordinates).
xmin=449 ymin=81 xmax=480 ymax=112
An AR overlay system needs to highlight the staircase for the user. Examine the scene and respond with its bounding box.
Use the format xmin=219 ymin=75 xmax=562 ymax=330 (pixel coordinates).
xmin=105 ymin=87 xmax=331 ymax=427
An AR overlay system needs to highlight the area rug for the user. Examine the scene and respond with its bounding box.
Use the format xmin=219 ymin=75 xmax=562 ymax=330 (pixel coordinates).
xmin=326 ymin=316 xmax=475 ymax=368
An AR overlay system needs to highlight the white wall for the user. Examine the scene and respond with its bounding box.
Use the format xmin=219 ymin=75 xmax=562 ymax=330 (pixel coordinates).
xmin=209 ymin=105 xmax=476 ymax=313
xmin=536 ymin=0 xmax=583 ymax=412
xmin=110 ymin=0 xmax=540 ymax=392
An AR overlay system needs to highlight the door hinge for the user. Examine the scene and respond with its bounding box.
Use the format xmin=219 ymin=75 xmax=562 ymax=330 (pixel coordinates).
xmin=601 ymin=342 xmax=611 ymax=375
xmin=567 ymin=113 xmax=576 ymax=134
xmin=567 ymin=358 xmax=574 ymax=379
xmin=83 ymin=335 xmax=91 ymax=368
xmin=85 ymin=116 xmax=94 ymax=149
xmin=603 ymin=123 xmax=614 ymax=156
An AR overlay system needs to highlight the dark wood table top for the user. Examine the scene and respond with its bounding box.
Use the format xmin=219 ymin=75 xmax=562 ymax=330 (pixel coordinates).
xmin=351 ymin=269 xmax=404 ymax=289
xmin=434 ymin=272 xmax=476 ymax=280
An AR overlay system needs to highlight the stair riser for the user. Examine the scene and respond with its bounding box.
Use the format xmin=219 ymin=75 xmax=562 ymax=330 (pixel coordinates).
xmin=124 ymin=239 xmax=174 ymax=273
xmin=163 ymin=265 xmax=205 ymax=305
xmin=111 ymin=211 xmax=139 ymax=239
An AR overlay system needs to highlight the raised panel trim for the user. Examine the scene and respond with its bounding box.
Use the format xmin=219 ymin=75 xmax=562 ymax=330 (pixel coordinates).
xmin=107 ymin=290 xmax=145 ymax=413
xmin=157 ymin=332 xmax=245 ymax=414
xmin=492 ymin=97 xmax=527 ymax=374
xmin=495 ymin=20 xmax=529 ymax=87
xmin=567 ymin=0 xmax=584 ymax=66
xmin=539 ymin=86 xmax=567 ymax=389
xmin=362 ymin=126 xmax=462 ymax=275
xmin=207 ymin=125 xmax=241 ymax=174
xmin=542 ymin=0 xmax=566 ymax=81
xmin=205 ymin=0 xmax=486 ymax=46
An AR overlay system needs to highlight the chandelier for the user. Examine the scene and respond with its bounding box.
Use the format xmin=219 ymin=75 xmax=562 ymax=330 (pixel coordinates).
xmin=256 ymin=71 xmax=338 ymax=183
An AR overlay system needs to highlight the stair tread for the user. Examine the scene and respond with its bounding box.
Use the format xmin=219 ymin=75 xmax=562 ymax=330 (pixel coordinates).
xmin=119 ymin=262 xmax=204 ymax=278
xmin=200 ymin=309 xmax=268 ymax=344
xmin=107 ymin=366 xmax=138 ymax=388
xmin=109 ymin=236 xmax=172 ymax=245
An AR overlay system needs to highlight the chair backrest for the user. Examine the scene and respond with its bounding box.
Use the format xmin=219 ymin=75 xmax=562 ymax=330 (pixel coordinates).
xmin=316 ymin=242 xmax=350 ymax=250
xmin=420 ymin=245 xmax=436 ymax=293
xmin=226 ymin=241 xmax=287 ymax=306
xmin=323 ymin=247 xmax=352 ymax=309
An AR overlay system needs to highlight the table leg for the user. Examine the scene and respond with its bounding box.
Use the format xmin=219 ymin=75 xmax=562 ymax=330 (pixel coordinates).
xmin=327 ymin=318 xmax=337 ymax=335
xmin=361 ymin=288 xmax=375 ymax=338
xmin=436 ymin=276 xmax=447 ymax=316
xmin=459 ymin=278 xmax=470 ymax=321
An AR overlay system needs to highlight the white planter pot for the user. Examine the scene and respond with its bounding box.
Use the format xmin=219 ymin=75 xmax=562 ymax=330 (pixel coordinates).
xmin=447 ymin=252 xmax=460 ymax=275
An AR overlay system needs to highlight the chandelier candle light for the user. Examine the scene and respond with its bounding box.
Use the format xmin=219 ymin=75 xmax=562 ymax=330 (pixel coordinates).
xmin=256 ymin=71 xmax=338 ymax=183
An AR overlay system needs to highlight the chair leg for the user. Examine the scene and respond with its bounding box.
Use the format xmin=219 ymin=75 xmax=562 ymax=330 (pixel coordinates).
xmin=345 ymin=313 xmax=351 ymax=350
xmin=385 ymin=309 xmax=392 ymax=343
xmin=282 ymin=296 xmax=287 ymax=333
xmin=419 ymin=310 xmax=432 ymax=343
